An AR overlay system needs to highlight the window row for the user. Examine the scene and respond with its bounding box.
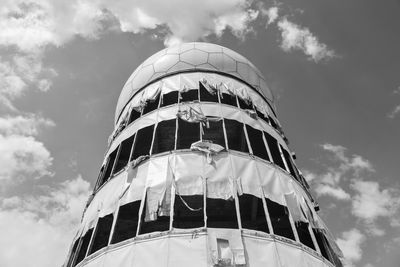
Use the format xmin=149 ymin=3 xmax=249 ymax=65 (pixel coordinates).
xmin=97 ymin=118 xmax=303 ymax=191
xmin=114 ymin=82 xmax=283 ymax=142
xmin=67 ymin=193 xmax=341 ymax=267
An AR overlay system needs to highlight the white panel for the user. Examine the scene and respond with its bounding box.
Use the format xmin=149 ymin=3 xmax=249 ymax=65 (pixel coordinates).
xmin=275 ymin=241 xmax=302 ymax=267
xmin=102 ymin=245 xmax=134 ymax=267
xmin=168 ymin=235 xmax=208 ymax=267
xmin=173 ymin=153 xmax=204 ymax=195
xmin=205 ymin=153 xmax=232 ymax=199
xmin=81 ymin=254 xmax=105 ymax=267
xmin=162 ymin=75 xmax=180 ymax=93
xmin=234 ymin=157 xmax=263 ymax=198
xmin=301 ymin=249 xmax=325 ymax=267
xmin=257 ymin=162 xmax=287 ymax=205
xmin=207 ymin=229 xmax=245 ymax=265
xmin=120 ymin=161 xmax=149 ymax=205
xmin=157 ymin=106 xmax=178 ymax=121
xmin=132 ymin=238 xmax=169 ymax=267
xmin=99 ymin=172 xmax=128 ymax=217
xmin=242 ymin=237 xmax=279 ymax=267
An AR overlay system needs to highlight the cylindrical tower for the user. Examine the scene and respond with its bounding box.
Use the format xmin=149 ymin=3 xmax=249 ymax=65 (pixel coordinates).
xmin=64 ymin=42 xmax=343 ymax=267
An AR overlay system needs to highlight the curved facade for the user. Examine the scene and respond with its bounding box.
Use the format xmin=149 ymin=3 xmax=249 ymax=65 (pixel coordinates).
xmin=64 ymin=42 xmax=343 ymax=267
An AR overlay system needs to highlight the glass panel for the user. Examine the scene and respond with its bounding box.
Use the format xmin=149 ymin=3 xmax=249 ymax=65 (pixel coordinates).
xmin=67 ymin=238 xmax=80 ymax=267
xmin=281 ymin=146 xmax=299 ymax=181
xmin=180 ymin=89 xmax=198 ymax=102
xmin=219 ymin=92 xmax=237 ymax=107
xmin=295 ymin=222 xmax=315 ymax=250
xmin=269 ymin=116 xmax=278 ymax=130
xmin=238 ymin=97 xmax=252 ymax=110
xmin=102 ymin=147 xmax=118 ymax=183
xmin=224 ymin=119 xmax=249 ymax=153
xmin=111 ymin=201 xmax=141 ymax=244
xmin=128 ymin=109 xmax=141 ymax=124
xmin=202 ymin=120 xmax=225 ymax=147
xmin=199 ymin=82 xmax=218 ymax=102
xmin=245 ymin=125 xmax=269 ymax=161
xmin=266 ymin=198 xmax=295 ymax=240
xmin=74 ymin=229 xmax=93 ymax=265
xmin=131 ymin=125 xmax=154 ymax=160
xmin=139 ymin=196 xmax=170 ymax=235
xmin=88 ymin=214 xmax=114 ymax=255
xmin=206 ymin=197 xmax=238 ymax=228
xmin=256 ymin=109 xmax=270 ymax=124
xmin=238 ymin=194 xmax=269 ymax=233
xmin=264 ymin=132 xmax=285 ymax=169
xmin=142 ymin=94 xmax=160 ymax=115
xmin=152 ymin=119 xmax=176 ymax=154
xmin=173 ymin=195 xmax=204 ymax=229
xmin=176 ymin=118 xmax=200 ymax=149
xmin=113 ymin=135 xmax=135 ymax=174
xmin=95 ymin=165 xmax=106 ymax=191
xmin=160 ymin=91 xmax=179 ymax=107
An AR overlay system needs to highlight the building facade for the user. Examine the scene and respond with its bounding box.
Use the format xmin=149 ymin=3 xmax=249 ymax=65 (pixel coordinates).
xmin=64 ymin=42 xmax=343 ymax=267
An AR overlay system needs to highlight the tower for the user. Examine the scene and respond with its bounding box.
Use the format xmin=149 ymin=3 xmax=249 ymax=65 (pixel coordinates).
xmin=64 ymin=42 xmax=343 ymax=267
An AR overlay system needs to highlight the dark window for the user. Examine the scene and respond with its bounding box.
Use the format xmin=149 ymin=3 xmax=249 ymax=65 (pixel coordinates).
xmin=74 ymin=229 xmax=93 ymax=265
xmin=111 ymin=201 xmax=141 ymax=244
xmin=238 ymin=97 xmax=253 ymax=110
xmin=180 ymin=89 xmax=198 ymax=102
xmin=142 ymin=94 xmax=160 ymax=115
xmin=296 ymin=222 xmax=315 ymax=250
xmin=266 ymin=198 xmax=295 ymax=240
xmin=219 ymin=92 xmax=237 ymax=107
xmin=160 ymin=91 xmax=179 ymax=107
xmin=312 ymin=228 xmax=340 ymax=265
xmin=102 ymin=147 xmax=118 ymax=183
xmin=113 ymin=135 xmax=135 ymax=174
xmin=95 ymin=165 xmax=106 ymax=191
xmin=238 ymin=194 xmax=269 ymax=233
xmin=264 ymin=132 xmax=285 ymax=169
xmin=199 ymin=82 xmax=218 ymax=102
xmin=224 ymin=119 xmax=249 ymax=153
xmin=131 ymin=125 xmax=154 ymax=160
xmin=128 ymin=109 xmax=141 ymax=124
xmin=88 ymin=214 xmax=114 ymax=255
xmin=67 ymin=238 xmax=80 ymax=267
xmin=139 ymin=196 xmax=170 ymax=235
xmin=269 ymin=116 xmax=278 ymax=130
xmin=173 ymin=195 xmax=204 ymax=229
xmin=245 ymin=125 xmax=269 ymax=161
xmin=281 ymin=146 xmax=299 ymax=181
xmin=255 ymin=109 xmax=270 ymax=124
xmin=206 ymin=197 xmax=238 ymax=228
xmin=176 ymin=118 xmax=200 ymax=149
xmin=152 ymin=119 xmax=176 ymax=154
xmin=202 ymin=120 xmax=225 ymax=147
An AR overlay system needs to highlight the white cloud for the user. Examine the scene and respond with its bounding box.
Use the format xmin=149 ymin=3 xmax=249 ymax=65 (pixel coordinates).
xmin=315 ymin=184 xmax=351 ymax=200
xmin=277 ymin=18 xmax=335 ymax=62
xmin=336 ymin=229 xmax=366 ymax=267
xmin=351 ymin=180 xmax=400 ymax=235
xmin=261 ymin=6 xmax=279 ymax=25
xmin=306 ymin=143 xmax=373 ymax=201
xmin=387 ymin=104 xmax=400 ymax=119
xmin=0 ymin=115 xmax=54 ymax=136
xmin=0 ymin=176 xmax=91 ymax=267
xmin=0 ymin=114 xmax=55 ymax=186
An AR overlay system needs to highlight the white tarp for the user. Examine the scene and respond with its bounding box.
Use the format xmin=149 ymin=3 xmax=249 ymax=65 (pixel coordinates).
xmin=78 ymin=232 xmax=332 ymax=267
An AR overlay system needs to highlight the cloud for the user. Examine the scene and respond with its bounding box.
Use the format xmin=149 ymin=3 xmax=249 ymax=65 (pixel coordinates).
xmin=387 ymin=105 xmax=400 ymax=119
xmin=0 ymin=0 xmax=258 ymax=52
xmin=0 ymin=176 xmax=91 ymax=267
xmin=0 ymin=114 xmax=55 ymax=186
xmin=0 ymin=114 xmax=54 ymax=136
xmin=277 ymin=18 xmax=336 ymax=62
xmin=261 ymin=6 xmax=279 ymax=25
xmin=305 ymin=143 xmax=373 ymax=201
xmin=336 ymin=229 xmax=366 ymax=267
xmin=350 ymin=180 xmax=400 ymax=236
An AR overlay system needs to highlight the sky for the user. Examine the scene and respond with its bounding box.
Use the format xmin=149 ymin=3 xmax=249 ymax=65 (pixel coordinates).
xmin=0 ymin=0 xmax=399 ymax=266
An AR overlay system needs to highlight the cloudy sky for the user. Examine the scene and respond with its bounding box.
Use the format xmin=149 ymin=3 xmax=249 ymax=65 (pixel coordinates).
xmin=0 ymin=0 xmax=399 ymax=266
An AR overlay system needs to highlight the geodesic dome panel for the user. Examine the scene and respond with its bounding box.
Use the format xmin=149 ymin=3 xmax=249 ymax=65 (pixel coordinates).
xmin=115 ymin=42 xmax=274 ymax=123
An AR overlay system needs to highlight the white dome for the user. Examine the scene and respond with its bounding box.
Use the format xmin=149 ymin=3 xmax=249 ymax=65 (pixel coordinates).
xmin=115 ymin=42 xmax=274 ymax=123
